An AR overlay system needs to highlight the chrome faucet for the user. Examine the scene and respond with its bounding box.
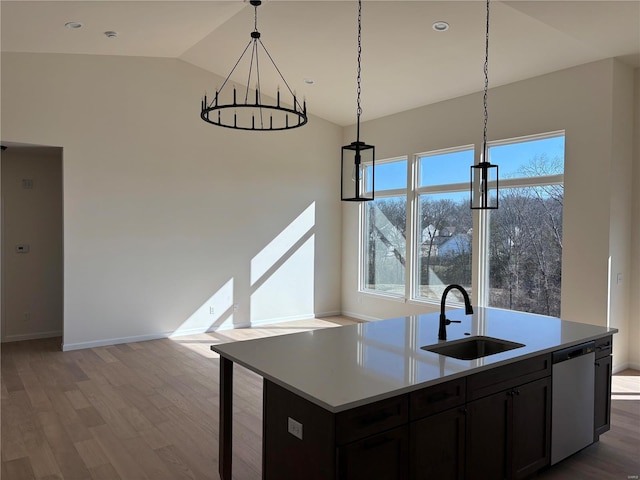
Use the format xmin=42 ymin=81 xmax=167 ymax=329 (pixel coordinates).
xmin=439 ymin=284 xmax=474 ymax=340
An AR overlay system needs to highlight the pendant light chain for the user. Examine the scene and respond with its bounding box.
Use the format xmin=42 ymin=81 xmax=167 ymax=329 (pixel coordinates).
xmin=470 ymin=0 xmax=498 ymax=210
xmin=482 ymin=0 xmax=490 ymax=155
xmin=341 ymin=0 xmax=374 ymax=202
xmin=356 ymin=0 xmax=363 ymax=141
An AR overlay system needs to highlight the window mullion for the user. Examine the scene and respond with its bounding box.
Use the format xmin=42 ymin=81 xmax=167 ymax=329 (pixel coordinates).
xmin=407 ymin=155 xmax=419 ymax=300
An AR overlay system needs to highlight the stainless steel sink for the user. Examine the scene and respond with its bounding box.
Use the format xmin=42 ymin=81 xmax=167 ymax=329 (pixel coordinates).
xmin=422 ymin=336 xmax=525 ymax=360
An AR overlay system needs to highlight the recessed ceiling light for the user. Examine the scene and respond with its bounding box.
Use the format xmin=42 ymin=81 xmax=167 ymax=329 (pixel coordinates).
xmin=432 ymin=21 xmax=449 ymax=32
xmin=104 ymin=31 xmax=118 ymax=39
xmin=65 ymin=22 xmax=83 ymax=29
xmin=304 ymin=78 xmax=315 ymax=85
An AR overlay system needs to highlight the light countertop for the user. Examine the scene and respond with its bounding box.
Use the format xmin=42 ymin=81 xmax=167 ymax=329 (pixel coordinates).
xmin=210 ymin=307 xmax=617 ymax=413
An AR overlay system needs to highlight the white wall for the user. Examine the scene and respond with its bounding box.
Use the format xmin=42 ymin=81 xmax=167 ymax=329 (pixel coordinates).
xmin=631 ymin=68 xmax=640 ymax=371
xmin=1 ymin=147 xmax=63 ymax=341
xmin=607 ymin=61 xmax=634 ymax=370
xmin=342 ymin=59 xmax=637 ymax=372
xmin=1 ymin=53 xmax=343 ymax=349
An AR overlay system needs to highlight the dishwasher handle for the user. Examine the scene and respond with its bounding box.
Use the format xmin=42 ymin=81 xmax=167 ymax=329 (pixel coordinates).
xmin=552 ymin=341 xmax=595 ymax=364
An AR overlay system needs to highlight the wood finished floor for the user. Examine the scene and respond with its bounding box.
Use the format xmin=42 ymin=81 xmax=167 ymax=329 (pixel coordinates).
xmin=2 ymin=317 xmax=639 ymax=480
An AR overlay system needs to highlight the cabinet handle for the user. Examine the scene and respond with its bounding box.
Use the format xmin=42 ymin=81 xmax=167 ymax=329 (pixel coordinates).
xmin=427 ymin=391 xmax=451 ymax=403
xmin=362 ymin=435 xmax=393 ymax=450
xmin=514 ymin=389 xmax=520 ymax=396
xmin=459 ymin=407 xmax=467 ymax=414
xmin=595 ymin=362 xmax=600 ymax=367
xmin=359 ymin=411 xmax=393 ymax=426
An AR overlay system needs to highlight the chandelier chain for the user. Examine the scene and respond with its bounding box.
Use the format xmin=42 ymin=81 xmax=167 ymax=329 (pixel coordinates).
xmin=254 ymin=3 xmax=259 ymax=33
xmin=483 ymin=0 xmax=490 ymax=152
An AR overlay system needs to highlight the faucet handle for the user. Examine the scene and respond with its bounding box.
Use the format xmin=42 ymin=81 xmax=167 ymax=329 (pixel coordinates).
xmin=446 ymin=319 xmax=461 ymax=325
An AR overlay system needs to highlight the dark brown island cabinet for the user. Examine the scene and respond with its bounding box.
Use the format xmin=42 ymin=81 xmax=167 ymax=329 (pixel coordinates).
xmin=594 ymin=335 xmax=613 ymax=440
xmin=263 ymin=347 xmax=612 ymax=480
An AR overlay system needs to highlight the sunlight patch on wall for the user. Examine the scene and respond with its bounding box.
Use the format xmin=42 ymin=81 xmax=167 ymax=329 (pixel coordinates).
xmin=250 ymin=203 xmax=316 ymax=324
xmin=251 ymin=202 xmax=315 ymax=286
xmin=251 ymin=235 xmax=315 ymax=323
xmin=169 ymin=278 xmax=234 ymax=337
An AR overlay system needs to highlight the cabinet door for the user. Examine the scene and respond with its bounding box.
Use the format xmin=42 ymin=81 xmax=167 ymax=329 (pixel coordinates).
xmin=511 ymin=377 xmax=551 ymax=479
xmin=410 ymin=407 xmax=465 ymax=480
xmin=337 ymin=426 xmax=408 ymax=480
xmin=466 ymin=390 xmax=510 ymax=480
xmin=594 ymin=355 xmax=612 ymax=440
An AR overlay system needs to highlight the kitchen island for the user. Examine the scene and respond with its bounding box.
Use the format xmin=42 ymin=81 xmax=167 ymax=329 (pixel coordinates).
xmin=211 ymin=307 xmax=617 ymax=479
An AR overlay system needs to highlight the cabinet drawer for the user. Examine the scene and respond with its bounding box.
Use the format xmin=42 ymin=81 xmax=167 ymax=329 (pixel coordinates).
xmin=409 ymin=378 xmax=466 ymax=421
xmin=336 ymin=395 xmax=408 ymax=445
xmin=337 ymin=425 xmax=408 ymax=480
xmin=595 ymin=335 xmax=613 ymax=359
xmin=467 ymin=354 xmax=551 ymax=401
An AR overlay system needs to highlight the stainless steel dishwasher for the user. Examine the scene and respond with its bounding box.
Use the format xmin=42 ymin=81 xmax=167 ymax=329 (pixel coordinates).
xmin=551 ymin=341 xmax=595 ymax=465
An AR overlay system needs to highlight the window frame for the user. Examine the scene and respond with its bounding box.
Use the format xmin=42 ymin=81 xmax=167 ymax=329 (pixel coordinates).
xmin=359 ymin=156 xmax=409 ymax=300
xmin=411 ymin=145 xmax=475 ymax=304
xmin=357 ymin=131 xmax=565 ymax=314
xmin=478 ymin=131 xmax=565 ymax=310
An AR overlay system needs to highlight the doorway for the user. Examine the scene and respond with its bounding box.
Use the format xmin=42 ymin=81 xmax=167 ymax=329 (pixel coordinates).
xmin=1 ymin=143 xmax=63 ymax=342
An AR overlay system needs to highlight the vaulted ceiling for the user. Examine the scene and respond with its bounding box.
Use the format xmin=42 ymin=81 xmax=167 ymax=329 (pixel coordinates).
xmin=2 ymin=1 xmax=639 ymax=126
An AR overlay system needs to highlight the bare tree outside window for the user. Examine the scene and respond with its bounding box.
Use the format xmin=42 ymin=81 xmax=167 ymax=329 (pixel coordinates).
xmin=359 ymin=134 xmax=563 ymax=316
xmin=488 ymin=147 xmax=564 ymax=316
xmin=365 ymin=197 xmax=406 ymax=294
xmin=363 ymin=158 xmax=408 ymax=295
xmin=417 ymin=194 xmax=472 ymax=301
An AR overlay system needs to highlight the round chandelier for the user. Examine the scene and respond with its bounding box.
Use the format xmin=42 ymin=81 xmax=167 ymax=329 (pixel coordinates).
xmin=200 ymin=0 xmax=308 ymax=131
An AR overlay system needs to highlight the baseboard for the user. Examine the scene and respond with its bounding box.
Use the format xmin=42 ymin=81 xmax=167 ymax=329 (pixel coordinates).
xmin=249 ymin=314 xmax=315 ymax=327
xmin=61 ymin=313 xmax=340 ymax=351
xmin=340 ymin=310 xmax=379 ymax=322
xmin=2 ymin=330 xmax=62 ymax=343
xmin=315 ymin=310 xmax=342 ymax=318
xmin=62 ymin=321 xmax=245 ymax=351
xmin=613 ymin=361 xmax=640 ymax=374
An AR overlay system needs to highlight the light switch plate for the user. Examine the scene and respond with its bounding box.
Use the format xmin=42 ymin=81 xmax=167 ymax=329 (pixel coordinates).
xmin=287 ymin=417 xmax=303 ymax=440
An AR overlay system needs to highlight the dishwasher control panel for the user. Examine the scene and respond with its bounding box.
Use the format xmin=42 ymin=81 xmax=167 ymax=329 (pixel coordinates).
xmin=552 ymin=341 xmax=595 ymax=364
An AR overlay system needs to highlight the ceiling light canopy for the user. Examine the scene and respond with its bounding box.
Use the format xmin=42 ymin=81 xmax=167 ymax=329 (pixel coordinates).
xmin=200 ymin=0 xmax=307 ymax=132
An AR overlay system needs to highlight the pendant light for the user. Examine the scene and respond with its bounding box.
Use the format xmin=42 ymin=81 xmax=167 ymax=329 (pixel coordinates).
xmin=200 ymin=0 xmax=307 ymax=131
xmin=471 ymin=0 xmax=498 ymax=209
xmin=341 ymin=0 xmax=374 ymax=202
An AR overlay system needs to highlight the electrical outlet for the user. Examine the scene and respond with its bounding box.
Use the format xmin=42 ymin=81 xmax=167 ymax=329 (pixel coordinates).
xmin=233 ymin=304 xmax=239 ymax=312
xmin=287 ymin=417 xmax=303 ymax=440
xmin=209 ymin=306 xmax=215 ymax=315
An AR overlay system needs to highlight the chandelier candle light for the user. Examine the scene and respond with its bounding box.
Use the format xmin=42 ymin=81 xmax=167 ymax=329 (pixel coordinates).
xmin=200 ymin=0 xmax=307 ymax=131
xmin=341 ymin=0 xmax=374 ymax=202
xmin=471 ymin=0 xmax=499 ymax=209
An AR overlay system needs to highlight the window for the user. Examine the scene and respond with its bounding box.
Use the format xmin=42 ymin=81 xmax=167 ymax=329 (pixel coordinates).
xmin=485 ymin=133 xmax=564 ymax=316
xmin=359 ymin=131 xmax=565 ymax=316
xmin=362 ymin=158 xmax=407 ymax=296
xmin=415 ymin=148 xmax=473 ymax=302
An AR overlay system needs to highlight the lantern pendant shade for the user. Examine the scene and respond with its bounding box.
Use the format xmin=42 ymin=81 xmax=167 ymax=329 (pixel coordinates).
xmin=341 ymin=141 xmax=374 ymax=202
xmin=470 ymin=153 xmax=498 ymax=210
